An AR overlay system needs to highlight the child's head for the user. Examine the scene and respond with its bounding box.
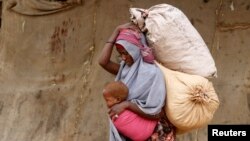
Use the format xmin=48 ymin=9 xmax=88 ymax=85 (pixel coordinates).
xmin=103 ymin=81 xmax=128 ymax=108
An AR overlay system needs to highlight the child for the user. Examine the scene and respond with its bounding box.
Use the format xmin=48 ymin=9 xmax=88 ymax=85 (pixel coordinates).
xmin=103 ymin=81 xmax=158 ymax=141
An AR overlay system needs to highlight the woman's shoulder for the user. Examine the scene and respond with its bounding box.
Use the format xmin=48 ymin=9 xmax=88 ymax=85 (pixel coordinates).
xmin=141 ymin=63 xmax=161 ymax=74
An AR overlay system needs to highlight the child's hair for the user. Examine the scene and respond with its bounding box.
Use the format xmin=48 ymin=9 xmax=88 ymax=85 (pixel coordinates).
xmin=103 ymin=81 xmax=128 ymax=101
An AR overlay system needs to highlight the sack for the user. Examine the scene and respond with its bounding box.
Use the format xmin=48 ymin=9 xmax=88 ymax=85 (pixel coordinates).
xmin=130 ymin=4 xmax=217 ymax=78
xmin=155 ymin=61 xmax=220 ymax=134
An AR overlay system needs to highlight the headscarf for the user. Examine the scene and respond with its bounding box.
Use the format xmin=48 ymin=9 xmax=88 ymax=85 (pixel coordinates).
xmin=115 ymin=33 xmax=166 ymax=115
xmin=109 ymin=29 xmax=167 ymax=141
xmin=116 ymin=29 xmax=155 ymax=64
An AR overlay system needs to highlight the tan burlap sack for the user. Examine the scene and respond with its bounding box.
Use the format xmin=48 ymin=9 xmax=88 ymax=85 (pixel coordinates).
xmin=155 ymin=62 xmax=220 ymax=134
xmin=130 ymin=4 xmax=217 ymax=78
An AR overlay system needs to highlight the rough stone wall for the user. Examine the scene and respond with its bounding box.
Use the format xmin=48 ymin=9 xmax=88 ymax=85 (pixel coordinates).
xmin=0 ymin=0 xmax=249 ymax=141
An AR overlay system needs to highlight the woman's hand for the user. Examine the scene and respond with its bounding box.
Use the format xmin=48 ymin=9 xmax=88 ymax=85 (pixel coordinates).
xmin=116 ymin=22 xmax=140 ymax=32
xmin=108 ymin=101 xmax=129 ymax=120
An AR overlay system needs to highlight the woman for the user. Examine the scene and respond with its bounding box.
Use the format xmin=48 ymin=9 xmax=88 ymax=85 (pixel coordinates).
xmin=99 ymin=22 xmax=176 ymax=141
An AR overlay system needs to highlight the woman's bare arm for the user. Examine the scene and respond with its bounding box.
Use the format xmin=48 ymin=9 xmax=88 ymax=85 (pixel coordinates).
xmin=109 ymin=101 xmax=161 ymax=120
xmin=126 ymin=101 xmax=161 ymax=120
xmin=98 ymin=27 xmax=120 ymax=75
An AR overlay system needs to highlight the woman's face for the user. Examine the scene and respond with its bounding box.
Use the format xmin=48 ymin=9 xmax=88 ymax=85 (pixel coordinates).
xmin=116 ymin=44 xmax=134 ymax=66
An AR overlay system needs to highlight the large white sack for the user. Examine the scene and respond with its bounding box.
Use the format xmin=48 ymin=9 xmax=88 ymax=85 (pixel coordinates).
xmin=155 ymin=61 xmax=220 ymax=134
xmin=130 ymin=4 xmax=217 ymax=78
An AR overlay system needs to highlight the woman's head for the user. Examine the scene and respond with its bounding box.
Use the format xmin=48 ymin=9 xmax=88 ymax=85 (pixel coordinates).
xmin=115 ymin=29 xmax=142 ymax=66
xmin=115 ymin=40 xmax=141 ymax=66
xmin=103 ymin=81 xmax=129 ymax=108
xmin=115 ymin=43 xmax=135 ymax=66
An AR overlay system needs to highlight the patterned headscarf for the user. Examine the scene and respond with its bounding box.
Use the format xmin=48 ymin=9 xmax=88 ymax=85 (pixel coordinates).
xmin=116 ymin=28 xmax=155 ymax=64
